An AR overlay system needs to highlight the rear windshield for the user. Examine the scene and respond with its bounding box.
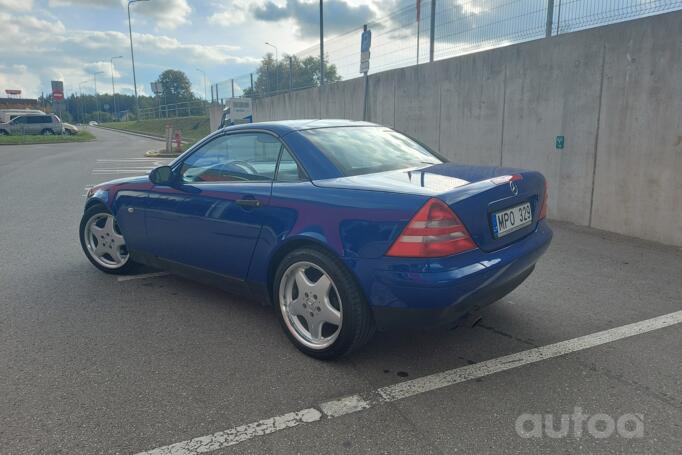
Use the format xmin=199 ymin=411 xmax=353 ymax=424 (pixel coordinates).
xmin=299 ymin=126 xmax=443 ymax=176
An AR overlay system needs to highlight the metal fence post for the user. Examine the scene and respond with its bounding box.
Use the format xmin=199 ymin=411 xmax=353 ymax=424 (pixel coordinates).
xmin=216 ymin=85 xmax=219 ymax=105
xmin=429 ymin=0 xmax=436 ymax=62
xmin=289 ymin=57 xmax=293 ymax=92
xmin=250 ymin=73 xmax=254 ymax=97
xmin=546 ymin=0 xmax=555 ymax=37
xmin=231 ymin=79 xmax=235 ymax=98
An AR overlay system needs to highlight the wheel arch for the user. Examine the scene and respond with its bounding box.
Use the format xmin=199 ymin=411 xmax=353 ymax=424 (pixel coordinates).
xmin=84 ymin=197 xmax=109 ymax=212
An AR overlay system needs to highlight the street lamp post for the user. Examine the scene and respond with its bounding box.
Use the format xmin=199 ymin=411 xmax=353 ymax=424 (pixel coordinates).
xmin=128 ymin=0 xmax=150 ymax=120
xmin=265 ymin=42 xmax=278 ymax=92
xmin=110 ymin=55 xmax=123 ymax=121
xmin=93 ymin=71 xmax=104 ymax=123
xmin=79 ymin=80 xmax=89 ymax=123
xmin=196 ymin=68 xmax=208 ymax=101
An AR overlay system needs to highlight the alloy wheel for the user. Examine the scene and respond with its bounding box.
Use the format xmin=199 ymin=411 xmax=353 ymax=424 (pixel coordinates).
xmin=83 ymin=213 xmax=129 ymax=269
xmin=279 ymin=261 xmax=343 ymax=350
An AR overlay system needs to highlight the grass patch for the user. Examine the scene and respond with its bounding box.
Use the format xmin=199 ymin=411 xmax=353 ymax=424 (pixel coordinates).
xmin=101 ymin=116 xmax=210 ymax=146
xmin=0 ymin=131 xmax=96 ymax=145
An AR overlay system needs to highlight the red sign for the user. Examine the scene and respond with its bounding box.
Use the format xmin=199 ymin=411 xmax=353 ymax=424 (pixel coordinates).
xmin=5 ymin=89 xmax=22 ymax=95
xmin=51 ymin=80 xmax=64 ymax=101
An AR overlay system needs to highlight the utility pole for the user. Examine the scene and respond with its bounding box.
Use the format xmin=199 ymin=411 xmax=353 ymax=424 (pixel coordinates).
xmin=93 ymin=71 xmax=104 ymax=123
xmin=128 ymin=0 xmax=149 ymax=119
xmin=196 ymin=68 xmax=208 ymax=100
xmin=110 ymin=55 xmax=122 ymax=121
xmin=79 ymin=80 xmax=89 ymax=123
xmin=319 ymin=0 xmax=324 ymax=86
xmin=265 ymin=42 xmax=278 ymax=92
xmin=288 ymin=56 xmax=293 ymax=92
xmin=429 ymin=0 xmax=436 ymax=62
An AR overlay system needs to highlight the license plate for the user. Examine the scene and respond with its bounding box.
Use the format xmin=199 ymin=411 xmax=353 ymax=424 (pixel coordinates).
xmin=491 ymin=202 xmax=532 ymax=238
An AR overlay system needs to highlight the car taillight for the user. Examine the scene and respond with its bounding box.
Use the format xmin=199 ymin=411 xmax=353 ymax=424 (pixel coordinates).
xmin=386 ymin=198 xmax=477 ymax=258
xmin=539 ymin=181 xmax=548 ymax=220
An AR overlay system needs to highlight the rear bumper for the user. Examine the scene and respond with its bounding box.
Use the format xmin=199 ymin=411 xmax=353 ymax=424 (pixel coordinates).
xmin=347 ymin=220 xmax=553 ymax=331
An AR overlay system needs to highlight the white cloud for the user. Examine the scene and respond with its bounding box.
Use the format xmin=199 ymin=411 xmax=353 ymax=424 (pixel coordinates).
xmin=133 ymin=0 xmax=192 ymax=30
xmin=0 ymin=64 xmax=41 ymax=97
xmin=208 ymin=0 xmax=256 ymax=26
xmin=0 ymin=9 xmax=261 ymax=98
xmin=0 ymin=0 xmax=33 ymax=12
xmin=47 ymin=0 xmax=192 ymax=30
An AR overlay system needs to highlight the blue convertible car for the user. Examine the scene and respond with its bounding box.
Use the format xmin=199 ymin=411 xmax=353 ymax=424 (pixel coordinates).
xmin=80 ymin=120 xmax=552 ymax=359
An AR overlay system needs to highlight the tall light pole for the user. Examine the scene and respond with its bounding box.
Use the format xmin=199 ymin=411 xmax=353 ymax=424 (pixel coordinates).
xmin=196 ymin=68 xmax=208 ymax=101
xmin=128 ymin=0 xmax=150 ymax=120
xmin=110 ymin=55 xmax=123 ymax=121
xmin=319 ymin=0 xmax=324 ymax=86
xmin=93 ymin=70 xmax=104 ymax=123
xmin=79 ymin=80 xmax=89 ymax=123
xmin=265 ymin=42 xmax=278 ymax=92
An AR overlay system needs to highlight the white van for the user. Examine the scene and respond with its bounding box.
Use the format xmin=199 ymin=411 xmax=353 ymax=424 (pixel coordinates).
xmin=0 ymin=109 xmax=46 ymax=123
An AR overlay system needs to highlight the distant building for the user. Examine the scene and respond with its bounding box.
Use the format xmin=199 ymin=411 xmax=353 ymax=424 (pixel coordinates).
xmin=0 ymin=98 xmax=39 ymax=109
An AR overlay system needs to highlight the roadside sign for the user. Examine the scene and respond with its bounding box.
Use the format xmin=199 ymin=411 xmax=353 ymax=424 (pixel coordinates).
xmin=51 ymin=80 xmax=64 ymax=101
xmin=360 ymin=27 xmax=372 ymax=74
xmin=556 ymin=135 xmax=565 ymax=150
xmin=150 ymin=82 xmax=163 ymax=96
xmin=361 ymin=29 xmax=372 ymax=53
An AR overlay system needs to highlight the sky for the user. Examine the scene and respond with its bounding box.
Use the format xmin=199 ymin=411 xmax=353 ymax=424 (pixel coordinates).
xmin=0 ymin=0 xmax=671 ymax=100
xmin=0 ymin=0 xmax=395 ymax=99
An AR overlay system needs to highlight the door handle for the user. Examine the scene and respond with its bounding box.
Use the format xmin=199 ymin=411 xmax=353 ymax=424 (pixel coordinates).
xmin=235 ymin=198 xmax=261 ymax=208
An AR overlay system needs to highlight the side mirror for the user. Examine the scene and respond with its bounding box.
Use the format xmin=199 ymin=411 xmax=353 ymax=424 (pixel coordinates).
xmin=149 ymin=166 xmax=175 ymax=185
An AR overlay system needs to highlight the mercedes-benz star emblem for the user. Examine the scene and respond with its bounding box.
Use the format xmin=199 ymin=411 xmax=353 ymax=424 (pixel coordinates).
xmin=509 ymin=181 xmax=519 ymax=196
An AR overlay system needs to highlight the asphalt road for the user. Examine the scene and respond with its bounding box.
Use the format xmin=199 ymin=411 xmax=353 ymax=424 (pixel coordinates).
xmin=1 ymin=127 xmax=681 ymax=455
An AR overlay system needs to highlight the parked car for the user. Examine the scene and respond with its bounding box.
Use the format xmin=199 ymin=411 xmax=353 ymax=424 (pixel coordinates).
xmin=0 ymin=109 xmax=45 ymax=123
xmin=62 ymin=122 xmax=80 ymax=135
xmin=88 ymin=121 xmax=98 ymax=126
xmin=0 ymin=114 xmax=64 ymax=136
xmin=79 ymin=120 xmax=552 ymax=359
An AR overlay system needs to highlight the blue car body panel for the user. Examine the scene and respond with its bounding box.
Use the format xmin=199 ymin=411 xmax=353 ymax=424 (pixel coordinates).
xmin=86 ymin=120 xmax=552 ymax=330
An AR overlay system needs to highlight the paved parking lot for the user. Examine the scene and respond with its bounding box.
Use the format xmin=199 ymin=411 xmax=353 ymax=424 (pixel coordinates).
xmin=1 ymin=128 xmax=680 ymax=454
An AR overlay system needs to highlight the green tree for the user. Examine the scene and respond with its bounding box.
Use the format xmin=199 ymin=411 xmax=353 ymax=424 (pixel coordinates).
xmin=157 ymin=69 xmax=194 ymax=103
xmin=244 ymin=53 xmax=342 ymax=97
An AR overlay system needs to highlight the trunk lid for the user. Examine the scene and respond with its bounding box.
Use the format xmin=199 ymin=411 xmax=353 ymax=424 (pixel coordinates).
xmin=313 ymin=163 xmax=546 ymax=252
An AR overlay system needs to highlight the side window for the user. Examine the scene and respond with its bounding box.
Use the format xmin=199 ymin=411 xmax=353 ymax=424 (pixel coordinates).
xmin=180 ymin=133 xmax=283 ymax=183
xmin=27 ymin=116 xmax=42 ymax=124
xmin=275 ymin=148 xmax=306 ymax=182
xmin=13 ymin=116 xmax=27 ymax=124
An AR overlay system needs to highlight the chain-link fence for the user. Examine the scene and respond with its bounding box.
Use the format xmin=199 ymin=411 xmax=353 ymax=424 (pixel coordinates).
xmin=212 ymin=0 xmax=682 ymax=100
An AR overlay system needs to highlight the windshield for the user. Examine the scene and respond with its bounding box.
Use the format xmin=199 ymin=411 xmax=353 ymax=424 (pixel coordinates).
xmin=300 ymin=126 xmax=444 ymax=177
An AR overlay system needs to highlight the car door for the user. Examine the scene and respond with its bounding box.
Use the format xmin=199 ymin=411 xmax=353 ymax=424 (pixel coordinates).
xmin=10 ymin=116 xmax=27 ymax=134
xmin=145 ymin=131 xmax=282 ymax=280
xmin=27 ymin=116 xmax=43 ymax=134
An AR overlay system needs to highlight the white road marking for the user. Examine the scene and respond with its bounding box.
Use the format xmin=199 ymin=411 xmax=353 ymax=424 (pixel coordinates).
xmin=117 ymin=272 xmax=170 ymax=282
xmin=135 ymin=408 xmax=322 ymax=455
xmin=134 ymin=310 xmax=682 ymax=455
xmin=92 ymin=158 xmax=172 ymax=175
xmin=319 ymin=394 xmax=371 ymax=417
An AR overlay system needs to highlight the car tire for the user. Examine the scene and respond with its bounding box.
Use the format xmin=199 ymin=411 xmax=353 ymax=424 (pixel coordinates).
xmin=41 ymin=129 xmax=54 ymax=136
xmin=79 ymin=205 xmax=136 ymax=275
xmin=273 ymin=247 xmax=375 ymax=360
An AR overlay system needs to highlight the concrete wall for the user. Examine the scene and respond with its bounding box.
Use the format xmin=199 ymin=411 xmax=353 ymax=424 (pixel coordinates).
xmin=253 ymin=11 xmax=682 ymax=247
